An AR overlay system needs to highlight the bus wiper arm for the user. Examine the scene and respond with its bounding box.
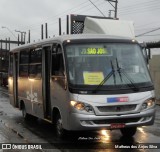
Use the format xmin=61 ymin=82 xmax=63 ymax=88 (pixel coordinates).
xmin=111 ymin=60 xmax=116 ymax=85
xmin=93 ymin=60 xmax=116 ymax=93
xmin=116 ymin=58 xmax=123 ymax=82
xmin=116 ymin=58 xmax=139 ymax=91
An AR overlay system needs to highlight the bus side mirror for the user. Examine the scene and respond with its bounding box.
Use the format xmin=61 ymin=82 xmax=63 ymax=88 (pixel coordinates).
xmin=141 ymin=48 xmax=149 ymax=64
xmin=140 ymin=42 xmax=149 ymax=64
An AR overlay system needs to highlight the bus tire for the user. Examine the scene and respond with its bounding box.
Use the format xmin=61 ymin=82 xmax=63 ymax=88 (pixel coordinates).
xmin=120 ymin=127 xmax=137 ymax=137
xmin=21 ymin=103 xmax=29 ymax=120
xmin=55 ymin=113 xmax=66 ymax=138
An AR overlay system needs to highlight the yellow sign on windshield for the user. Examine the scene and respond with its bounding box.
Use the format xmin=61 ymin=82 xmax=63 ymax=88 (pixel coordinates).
xmin=81 ymin=48 xmax=108 ymax=55
xmin=83 ymin=72 xmax=104 ymax=85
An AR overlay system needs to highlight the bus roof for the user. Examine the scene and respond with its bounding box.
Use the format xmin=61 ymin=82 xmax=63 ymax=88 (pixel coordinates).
xmin=10 ymin=34 xmax=134 ymax=52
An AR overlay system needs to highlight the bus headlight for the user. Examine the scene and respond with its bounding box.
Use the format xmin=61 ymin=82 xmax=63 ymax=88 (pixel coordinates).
xmin=141 ymin=98 xmax=155 ymax=111
xmin=70 ymin=101 xmax=94 ymax=114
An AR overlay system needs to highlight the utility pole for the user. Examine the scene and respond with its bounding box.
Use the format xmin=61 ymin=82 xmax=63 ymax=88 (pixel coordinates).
xmin=18 ymin=34 xmax=20 ymax=46
xmin=0 ymin=39 xmax=2 ymax=50
xmin=9 ymin=37 xmax=10 ymax=51
xmin=115 ymin=0 xmax=118 ymax=18
xmin=28 ymin=30 xmax=30 ymax=43
xmin=41 ymin=24 xmax=44 ymax=40
xmin=66 ymin=15 xmax=69 ymax=34
xmin=15 ymin=30 xmax=26 ymax=44
xmin=45 ymin=23 xmax=48 ymax=39
xmin=105 ymin=0 xmax=118 ymax=18
xmin=59 ymin=18 xmax=62 ymax=36
xmin=5 ymin=38 xmax=7 ymax=50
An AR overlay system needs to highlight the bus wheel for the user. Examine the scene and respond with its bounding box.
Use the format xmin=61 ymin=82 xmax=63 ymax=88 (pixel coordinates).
xmin=120 ymin=127 xmax=137 ymax=137
xmin=55 ymin=114 xmax=66 ymax=138
xmin=22 ymin=103 xmax=29 ymax=120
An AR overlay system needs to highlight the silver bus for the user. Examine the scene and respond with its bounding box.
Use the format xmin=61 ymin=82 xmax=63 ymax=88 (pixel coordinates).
xmin=8 ymin=34 xmax=156 ymax=137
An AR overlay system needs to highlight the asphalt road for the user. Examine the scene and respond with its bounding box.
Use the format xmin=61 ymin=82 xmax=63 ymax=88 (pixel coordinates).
xmin=0 ymin=87 xmax=160 ymax=152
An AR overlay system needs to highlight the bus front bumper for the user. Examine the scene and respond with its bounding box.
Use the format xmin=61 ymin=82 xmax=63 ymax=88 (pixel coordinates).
xmin=67 ymin=108 xmax=155 ymax=131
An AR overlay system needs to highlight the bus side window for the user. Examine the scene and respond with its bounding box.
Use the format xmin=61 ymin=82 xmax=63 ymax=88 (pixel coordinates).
xmin=9 ymin=53 xmax=13 ymax=77
xmin=52 ymin=45 xmax=64 ymax=76
xmin=19 ymin=50 xmax=29 ymax=77
xmin=29 ymin=47 xmax=42 ymax=79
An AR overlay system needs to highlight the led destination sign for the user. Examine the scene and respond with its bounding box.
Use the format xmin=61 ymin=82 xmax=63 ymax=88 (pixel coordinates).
xmin=80 ymin=48 xmax=110 ymax=55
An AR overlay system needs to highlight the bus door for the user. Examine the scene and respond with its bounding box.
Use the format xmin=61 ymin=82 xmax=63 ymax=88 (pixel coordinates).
xmin=50 ymin=44 xmax=68 ymax=121
xmin=42 ymin=46 xmax=52 ymax=119
xmin=13 ymin=53 xmax=19 ymax=107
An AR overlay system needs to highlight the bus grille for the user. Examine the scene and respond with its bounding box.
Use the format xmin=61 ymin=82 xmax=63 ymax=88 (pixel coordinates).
xmin=97 ymin=104 xmax=137 ymax=113
xmin=93 ymin=117 xmax=141 ymax=124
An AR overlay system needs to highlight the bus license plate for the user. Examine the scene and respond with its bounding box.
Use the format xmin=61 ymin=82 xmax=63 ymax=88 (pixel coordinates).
xmin=110 ymin=123 xmax=125 ymax=129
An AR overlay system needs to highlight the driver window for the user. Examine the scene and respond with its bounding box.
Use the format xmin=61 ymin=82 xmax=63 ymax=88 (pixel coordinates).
xmin=52 ymin=44 xmax=64 ymax=76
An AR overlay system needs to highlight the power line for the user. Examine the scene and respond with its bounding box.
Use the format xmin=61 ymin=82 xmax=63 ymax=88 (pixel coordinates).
xmin=136 ymin=27 xmax=160 ymax=37
xmin=141 ymin=34 xmax=160 ymax=36
xmin=119 ymin=6 xmax=160 ymax=16
xmin=119 ymin=0 xmax=157 ymax=10
xmin=1 ymin=0 xmax=156 ymax=31
xmin=19 ymin=2 xmax=160 ymax=40
xmin=88 ymin=0 xmax=106 ymax=17
xmin=2 ymin=0 xmax=160 ymax=41
xmin=2 ymin=0 xmax=150 ymax=33
xmin=135 ymin=21 xmax=160 ymax=29
xmin=135 ymin=27 xmax=160 ymax=32
xmin=42 ymin=0 xmax=159 ymax=36
xmin=71 ymin=0 xmax=106 ymax=16
xmin=19 ymin=0 xmax=100 ymax=29
xmin=22 ymin=0 xmax=158 ymax=32
xmin=119 ymin=3 xmax=160 ymax=15
xmin=13 ymin=0 xmax=103 ymax=31
xmin=18 ymin=0 xmax=105 ymax=34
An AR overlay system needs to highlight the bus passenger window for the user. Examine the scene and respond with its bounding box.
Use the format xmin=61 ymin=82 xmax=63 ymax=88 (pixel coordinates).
xmin=52 ymin=46 xmax=64 ymax=76
xmin=19 ymin=50 xmax=29 ymax=77
xmin=9 ymin=53 xmax=13 ymax=77
xmin=29 ymin=48 xmax=42 ymax=79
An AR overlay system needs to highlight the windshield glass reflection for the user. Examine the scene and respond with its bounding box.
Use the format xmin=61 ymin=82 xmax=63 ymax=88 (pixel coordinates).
xmin=65 ymin=43 xmax=152 ymax=89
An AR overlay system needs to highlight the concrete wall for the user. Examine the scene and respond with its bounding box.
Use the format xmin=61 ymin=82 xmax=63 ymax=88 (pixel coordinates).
xmin=149 ymin=55 xmax=160 ymax=104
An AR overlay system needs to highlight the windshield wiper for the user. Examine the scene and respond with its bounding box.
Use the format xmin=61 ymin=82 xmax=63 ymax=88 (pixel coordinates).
xmin=93 ymin=59 xmax=139 ymax=93
xmin=116 ymin=58 xmax=123 ymax=82
xmin=111 ymin=60 xmax=116 ymax=85
xmin=93 ymin=60 xmax=116 ymax=93
xmin=116 ymin=58 xmax=139 ymax=92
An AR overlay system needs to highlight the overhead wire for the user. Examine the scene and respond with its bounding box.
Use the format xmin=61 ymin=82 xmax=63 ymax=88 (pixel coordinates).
xmin=1 ymin=0 xmax=160 ymax=41
xmin=0 ymin=0 xmax=94 ymax=40
xmin=119 ymin=0 xmax=160 ymax=39
xmin=16 ymin=0 xmax=102 ymax=30
xmin=49 ymin=1 xmax=107 ymax=36
xmin=48 ymin=0 xmax=160 ymax=41
xmin=47 ymin=1 xmax=160 ymax=37
xmin=136 ymin=27 xmax=160 ymax=37
xmin=24 ymin=0 xmax=106 ymax=39
xmin=0 ymin=1 xmax=144 ymax=31
xmin=24 ymin=0 xmax=160 ymax=32
xmin=135 ymin=21 xmax=160 ymax=29
xmin=142 ymin=34 xmax=160 ymax=36
xmin=119 ymin=0 xmax=157 ymax=10
xmin=88 ymin=0 xmax=106 ymax=17
xmin=119 ymin=3 xmax=160 ymax=15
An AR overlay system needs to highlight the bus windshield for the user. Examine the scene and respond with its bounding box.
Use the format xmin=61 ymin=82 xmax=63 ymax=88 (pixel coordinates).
xmin=65 ymin=42 xmax=152 ymax=90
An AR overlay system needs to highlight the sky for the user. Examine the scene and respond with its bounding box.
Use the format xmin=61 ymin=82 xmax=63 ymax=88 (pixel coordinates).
xmin=0 ymin=0 xmax=160 ymax=51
